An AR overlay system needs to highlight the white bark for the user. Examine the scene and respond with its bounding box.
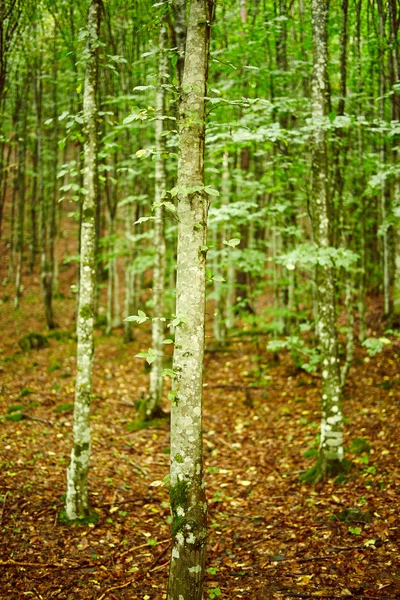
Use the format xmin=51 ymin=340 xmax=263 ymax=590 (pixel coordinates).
xmin=147 ymin=22 xmax=168 ymax=419
xmin=65 ymin=0 xmax=100 ymax=520
xmin=168 ymin=0 xmax=214 ymax=597
xmin=311 ymin=0 xmax=344 ymax=472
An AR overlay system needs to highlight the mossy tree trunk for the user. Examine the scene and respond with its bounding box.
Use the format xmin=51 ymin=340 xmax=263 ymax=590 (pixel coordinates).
xmin=65 ymin=0 xmax=100 ymax=521
xmin=310 ymin=0 xmax=344 ymax=478
xmin=167 ymin=0 xmax=215 ymax=598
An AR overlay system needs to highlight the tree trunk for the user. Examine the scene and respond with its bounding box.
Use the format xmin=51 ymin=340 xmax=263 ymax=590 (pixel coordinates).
xmin=168 ymin=0 xmax=215 ymax=597
xmin=146 ymin=22 xmax=168 ymax=420
xmin=65 ymin=0 xmax=100 ymax=521
xmin=310 ymin=0 xmax=344 ymax=478
xmin=14 ymin=95 xmax=28 ymax=310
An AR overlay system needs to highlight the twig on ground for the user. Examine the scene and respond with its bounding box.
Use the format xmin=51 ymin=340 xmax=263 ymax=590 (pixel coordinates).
xmin=94 ymin=498 xmax=148 ymax=508
xmin=145 ymin=542 xmax=171 ymax=572
xmin=326 ymin=544 xmax=364 ymax=552
xmin=97 ymin=579 xmax=134 ymax=600
xmin=0 ymin=560 xmax=82 ymax=569
xmin=118 ymin=538 xmax=170 ymax=559
xmin=149 ymin=560 xmax=169 ymax=573
xmin=22 ymin=413 xmax=54 ymax=426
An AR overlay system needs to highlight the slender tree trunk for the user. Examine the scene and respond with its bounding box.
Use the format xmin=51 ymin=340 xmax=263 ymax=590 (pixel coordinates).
xmin=171 ymin=0 xmax=187 ymax=87
xmin=377 ymin=0 xmax=391 ymax=317
xmin=168 ymin=0 xmax=215 ymax=597
xmin=8 ymin=167 xmax=17 ymax=281
xmin=65 ymin=0 xmax=100 ymax=521
xmin=14 ymin=98 xmax=28 ymax=309
xmin=310 ymin=0 xmax=343 ymax=479
xmin=35 ymin=60 xmax=56 ymax=329
xmin=146 ymin=22 xmax=168 ymax=420
xmin=123 ymin=201 xmax=136 ymax=342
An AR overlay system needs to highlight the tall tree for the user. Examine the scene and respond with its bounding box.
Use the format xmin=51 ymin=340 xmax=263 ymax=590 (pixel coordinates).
xmin=309 ymin=0 xmax=344 ymax=480
xmin=65 ymin=0 xmax=101 ymax=521
xmin=168 ymin=0 xmax=215 ymax=597
xmin=145 ymin=21 xmax=168 ymax=421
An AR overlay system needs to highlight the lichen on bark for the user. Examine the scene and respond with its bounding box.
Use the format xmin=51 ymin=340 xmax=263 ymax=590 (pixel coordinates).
xmin=65 ymin=0 xmax=100 ymax=521
xmin=167 ymin=1 xmax=215 ymax=598
xmin=310 ymin=0 xmax=344 ymax=479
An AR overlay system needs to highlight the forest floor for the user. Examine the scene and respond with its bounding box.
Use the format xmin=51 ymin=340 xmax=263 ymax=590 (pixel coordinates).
xmin=1 ymin=249 xmax=400 ymax=599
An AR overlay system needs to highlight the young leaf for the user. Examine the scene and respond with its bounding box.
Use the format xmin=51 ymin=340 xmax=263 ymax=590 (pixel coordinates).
xmin=135 ymin=348 xmax=158 ymax=365
xmin=161 ymin=368 xmax=176 ymax=379
xmin=223 ymin=238 xmax=241 ymax=248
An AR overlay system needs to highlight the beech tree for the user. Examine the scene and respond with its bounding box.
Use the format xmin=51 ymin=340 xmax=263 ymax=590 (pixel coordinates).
xmin=65 ymin=0 xmax=101 ymax=521
xmin=168 ymin=0 xmax=215 ymax=597
xmin=145 ymin=22 xmax=168 ymax=421
xmin=309 ymin=0 xmax=343 ymax=479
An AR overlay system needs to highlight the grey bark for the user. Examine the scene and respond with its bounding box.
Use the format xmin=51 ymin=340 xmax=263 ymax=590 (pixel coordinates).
xmin=168 ymin=0 xmax=215 ymax=597
xmin=310 ymin=0 xmax=344 ymax=475
xmin=65 ymin=0 xmax=100 ymax=521
xmin=146 ymin=22 xmax=168 ymax=419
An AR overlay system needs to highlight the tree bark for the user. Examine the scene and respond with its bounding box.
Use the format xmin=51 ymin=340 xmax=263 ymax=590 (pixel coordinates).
xmin=168 ymin=0 xmax=215 ymax=597
xmin=310 ymin=0 xmax=344 ymax=477
xmin=65 ymin=0 xmax=100 ymax=521
xmin=146 ymin=21 xmax=168 ymax=419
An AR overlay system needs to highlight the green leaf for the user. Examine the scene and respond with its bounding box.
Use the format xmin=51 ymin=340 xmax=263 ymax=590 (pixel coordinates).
xmin=171 ymin=316 xmax=186 ymax=327
xmin=223 ymin=238 xmax=241 ymax=248
xmin=168 ymin=389 xmax=178 ymax=405
xmin=147 ymin=538 xmax=158 ymax=546
xmin=135 ymin=348 xmax=158 ymax=364
xmin=124 ymin=310 xmax=149 ymax=324
xmin=204 ymin=186 xmax=220 ymax=197
xmin=161 ymin=368 xmax=176 ymax=379
xmin=134 ymin=216 xmax=155 ymax=225
xmin=212 ymin=275 xmax=225 ymax=282
xmin=348 ymin=527 xmax=362 ymax=535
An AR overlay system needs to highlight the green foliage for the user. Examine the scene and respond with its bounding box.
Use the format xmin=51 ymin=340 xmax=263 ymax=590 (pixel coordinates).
xmin=334 ymin=507 xmax=371 ymax=524
xmin=277 ymin=244 xmax=359 ymax=271
xmin=59 ymin=507 xmax=99 ymax=526
xmin=6 ymin=411 xmax=24 ymax=422
xmin=135 ymin=348 xmax=158 ymax=365
xmin=301 ymin=457 xmax=352 ymax=485
xmin=7 ymin=404 xmax=25 ymax=413
xmin=267 ymin=335 xmax=320 ymax=373
xmin=55 ymin=403 xmax=74 ymax=413
xmin=349 ymin=438 xmax=371 ymax=455
xmin=124 ymin=310 xmax=149 ymax=324
xmin=362 ymin=337 xmax=391 ymax=356
xmin=126 ymin=416 xmax=168 ymax=432
xmin=18 ymin=334 xmax=49 ymax=352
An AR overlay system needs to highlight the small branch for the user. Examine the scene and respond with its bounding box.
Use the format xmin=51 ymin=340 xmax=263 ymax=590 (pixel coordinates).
xmin=22 ymin=413 xmax=54 ymax=426
xmin=326 ymin=544 xmax=364 ymax=552
xmin=97 ymin=579 xmax=134 ymax=600
xmin=0 ymin=560 xmax=82 ymax=569
xmin=93 ymin=498 xmax=149 ymax=508
xmin=149 ymin=560 xmax=169 ymax=573
xmin=118 ymin=538 xmax=170 ymax=559
xmin=145 ymin=542 xmax=171 ymax=573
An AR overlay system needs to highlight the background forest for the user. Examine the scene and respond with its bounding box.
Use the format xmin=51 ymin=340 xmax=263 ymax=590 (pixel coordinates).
xmin=1 ymin=0 xmax=400 ymax=598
